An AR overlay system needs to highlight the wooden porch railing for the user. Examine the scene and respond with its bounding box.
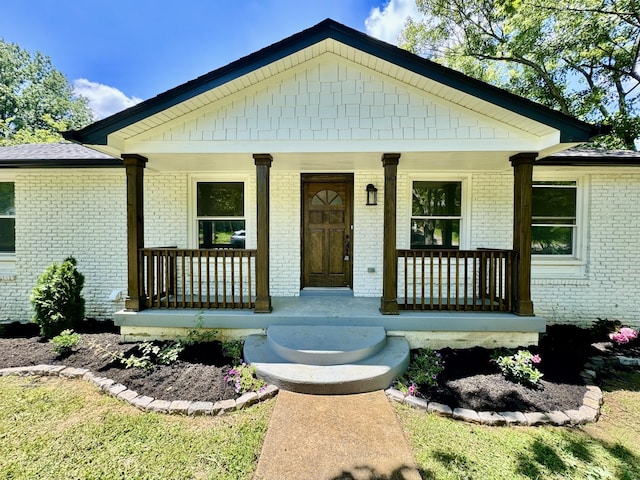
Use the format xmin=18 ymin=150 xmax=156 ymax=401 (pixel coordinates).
xmin=140 ymin=248 xmax=256 ymax=309
xmin=397 ymin=249 xmax=517 ymax=312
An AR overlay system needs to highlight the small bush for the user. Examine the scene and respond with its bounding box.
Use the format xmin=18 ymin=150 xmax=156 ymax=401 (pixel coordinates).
xmin=89 ymin=340 xmax=185 ymax=371
xmin=50 ymin=329 xmax=80 ymax=355
xmin=492 ymin=349 xmax=543 ymax=387
xmin=30 ymin=257 xmax=85 ymax=338
xmin=591 ymin=318 xmax=623 ymax=342
xmin=396 ymin=348 xmax=444 ymax=396
xmin=222 ymin=339 xmax=244 ymax=364
xmin=224 ymin=363 xmax=266 ymax=394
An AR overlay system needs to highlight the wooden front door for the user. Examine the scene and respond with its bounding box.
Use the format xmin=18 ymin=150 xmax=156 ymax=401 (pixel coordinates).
xmin=302 ymin=174 xmax=353 ymax=288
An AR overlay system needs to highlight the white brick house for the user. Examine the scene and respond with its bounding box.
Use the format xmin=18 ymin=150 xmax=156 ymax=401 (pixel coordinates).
xmin=2 ymin=20 xmax=638 ymax=346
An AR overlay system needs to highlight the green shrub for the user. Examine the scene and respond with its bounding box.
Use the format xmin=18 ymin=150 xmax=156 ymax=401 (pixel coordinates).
xmin=30 ymin=257 xmax=85 ymax=338
xmin=50 ymin=329 xmax=81 ymax=355
xmin=396 ymin=348 xmax=445 ymax=396
xmin=492 ymin=349 xmax=543 ymax=387
xmin=591 ymin=318 xmax=623 ymax=342
xmin=224 ymin=363 xmax=266 ymax=394
xmin=222 ymin=339 xmax=244 ymax=364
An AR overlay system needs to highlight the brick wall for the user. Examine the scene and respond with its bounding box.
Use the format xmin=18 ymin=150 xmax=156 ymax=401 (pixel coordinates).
xmin=3 ymin=168 xmax=639 ymax=329
xmin=1 ymin=170 xmax=128 ymax=322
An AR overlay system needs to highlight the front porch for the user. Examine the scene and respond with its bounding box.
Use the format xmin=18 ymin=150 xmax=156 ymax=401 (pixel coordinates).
xmin=122 ymin=152 xmax=537 ymax=323
xmin=115 ymin=296 xmax=545 ymax=349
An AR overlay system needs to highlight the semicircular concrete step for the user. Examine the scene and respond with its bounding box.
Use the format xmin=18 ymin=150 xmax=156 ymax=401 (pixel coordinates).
xmin=244 ymin=332 xmax=410 ymax=395
xmin=267 ymin=325 xmax=387 ymax=366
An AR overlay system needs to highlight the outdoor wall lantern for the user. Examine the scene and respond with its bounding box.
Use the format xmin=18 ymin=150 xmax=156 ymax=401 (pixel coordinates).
xmin=366 ymin=184 xmax=378 ymax=206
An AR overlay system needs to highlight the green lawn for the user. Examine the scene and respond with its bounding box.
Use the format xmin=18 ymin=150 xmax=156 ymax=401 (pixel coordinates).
xmin=2 ymin=369 xmax=639 ymax=480
xmin=0 ymin=376 xmax=273 ymax=480
xmin=397 ymin=369 xmax=640 ymax=480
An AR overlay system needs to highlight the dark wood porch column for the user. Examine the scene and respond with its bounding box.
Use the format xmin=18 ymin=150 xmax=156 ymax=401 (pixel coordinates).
xmin=122 ymin=154 xmax=147 ymax=312
xmin=380 ymin=153 xmax=401 ymax=315
xmin=510 ymin=152 xmax=536 ymax=316
xmin=253 ymin=153 xmax=272 ymax=313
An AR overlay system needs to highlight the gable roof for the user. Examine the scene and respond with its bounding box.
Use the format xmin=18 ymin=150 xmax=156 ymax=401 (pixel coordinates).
xmin=0 ymin=142 xmax=121 ymax=168
xmin=64 ymin=19 xmax=598 ymax=146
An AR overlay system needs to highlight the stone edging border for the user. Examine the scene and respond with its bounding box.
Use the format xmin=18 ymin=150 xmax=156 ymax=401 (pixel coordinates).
xmin=0 ymin=364 xmax=279 ymax=416
xmin=384 ymin=384 xmax=603 ymax=426
xmin=386 ymin=354 xmax=638 ymax=426
xmin=1 ymin=354 xmax=636 ymax=421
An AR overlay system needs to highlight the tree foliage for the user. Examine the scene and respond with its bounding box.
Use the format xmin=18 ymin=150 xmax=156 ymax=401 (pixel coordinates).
xmin=0 ymin=39 xmax=93 ymax=145
xmin=401 ymin=0 xmax=640 ymax=149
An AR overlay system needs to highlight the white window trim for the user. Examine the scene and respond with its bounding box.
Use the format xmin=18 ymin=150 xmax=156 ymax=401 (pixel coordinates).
xmin=0 ymin=178 xmax=16 ymax=276
xmin=406 ymin=173 xmax=472 ymax=250
xmin=531 ymin=173 xmax=589 ymax=279
xmin=188 ymin=174 xmax=251 ymax=249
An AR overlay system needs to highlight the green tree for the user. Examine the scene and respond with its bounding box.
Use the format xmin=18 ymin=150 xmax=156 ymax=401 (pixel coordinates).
xmin=0 ymin=39 xmax=93 ymax=146
xmin=401 ymin=0 xmax=639 ymax=150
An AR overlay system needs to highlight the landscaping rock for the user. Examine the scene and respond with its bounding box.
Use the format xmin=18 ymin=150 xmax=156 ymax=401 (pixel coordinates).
xmin=106 ymin=383 xmax=128 ymax=397
xmin=385 ymin=388 xmax=405 ymax=404
xmin=524 ymin=412 xmax=550 ymax=426
xmin=188 ymin=401 xmax=214 ymax=416
xmin=169 ymin=400 xmax=192 ymax=414
xmin=453 ymin=408 xmax=481 ymax=423
xmin=117 ymin=389 xmax=139 ymax=402
xmin=147 ymin=399 xmax=171 ymax=413
xmin=545 ymin=410 xmax=571 ymax=425
xmin=478 ymin=411 xmax=507 ymax=425
xmin=236 ymin=392 xmax=259 ymax=410
xmin=427 ymin=402 xmax=452 ymax=417
xmin=213 ymin=399 xmax=236 ymax=414
xmin=60 ymin=367 xmax=89 ymax=378
xmin=404 ymin=396 xmax=428 ymax=411
xmin=499 ymin=411 xmax=527 ymax=424
xmin=130 ymin=395 xmax=154 ymax=410
xmin=258 ymin=384 xmax=279 ymax=400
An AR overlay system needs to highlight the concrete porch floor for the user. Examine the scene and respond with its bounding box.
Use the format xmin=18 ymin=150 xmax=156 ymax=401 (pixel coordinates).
xmin=114 ymin=296 xmax=546 ymax=349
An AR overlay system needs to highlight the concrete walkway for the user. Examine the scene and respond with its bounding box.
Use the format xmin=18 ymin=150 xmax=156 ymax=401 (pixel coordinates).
xmin=253 ymin=390 xmax=422 ymax=480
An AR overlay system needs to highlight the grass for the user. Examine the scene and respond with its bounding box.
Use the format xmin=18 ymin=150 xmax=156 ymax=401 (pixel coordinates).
xmin=0 ymin=376 xmax=273 ymax=480
xmin=1 ymin=356 xmax=639 ymax=480
xmin=397 ymin=368 xmax=640 ymax=480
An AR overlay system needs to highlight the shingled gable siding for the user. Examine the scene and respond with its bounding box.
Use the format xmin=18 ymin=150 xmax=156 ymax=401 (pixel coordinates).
xmin=141 ymin=57 xmax=517 ymax=146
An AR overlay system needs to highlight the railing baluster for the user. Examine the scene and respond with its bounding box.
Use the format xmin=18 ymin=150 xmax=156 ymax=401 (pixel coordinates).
xmin=395 ymin=248 xmax=515 ymax=313
xmin=455 ymin=252 xmax=460 ymax=311
xmin=429 ymin=251 xmax=434 ymax=310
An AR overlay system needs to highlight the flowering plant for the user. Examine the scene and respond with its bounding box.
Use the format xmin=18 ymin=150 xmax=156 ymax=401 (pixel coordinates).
xmin=224 ymin=363 xmax=266 ymax=394
xmin=396 ymin=348 xmax=445 ymax=396
xmin=492 ymin=349 xmax=543 ymax=387
xmin=609 ymin=327 xmax=638 ymax=345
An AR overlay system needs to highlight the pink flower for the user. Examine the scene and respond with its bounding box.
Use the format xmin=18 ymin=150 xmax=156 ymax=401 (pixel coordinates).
xmin=407 ymin=383 xmax=417 ymax=397
xmin=620 ymin=327 xmax=637 ymax=340
xmin=610 ymin=332 xmax=630 ymax=344
xmin=531 ymin=354 xmax=542 ymax=364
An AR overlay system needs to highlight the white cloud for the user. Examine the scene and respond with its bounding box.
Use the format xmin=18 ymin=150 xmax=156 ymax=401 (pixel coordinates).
xmin=73 ymin=79 xmax=142 ymax=120
xmin=365 ymin=0 xmax=423 ymax=45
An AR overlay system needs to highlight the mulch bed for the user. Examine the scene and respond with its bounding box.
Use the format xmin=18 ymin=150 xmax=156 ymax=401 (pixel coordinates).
xmin=0 ymin=321 xmax=238 ymax=403
xmin=1 ymin=321 xmax=637 ymax=412
xmin=419 ymin=346 xmax=588 ymax=412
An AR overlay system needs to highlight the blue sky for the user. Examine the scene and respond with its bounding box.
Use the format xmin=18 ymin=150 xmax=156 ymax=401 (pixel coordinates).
xmin=1 ymin=0 xmax=420 ymax=119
